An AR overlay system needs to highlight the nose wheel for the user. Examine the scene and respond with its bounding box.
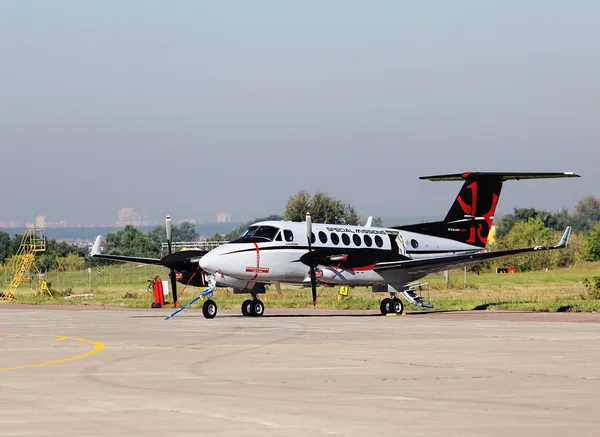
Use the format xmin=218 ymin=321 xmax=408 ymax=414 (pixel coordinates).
xmin=241 ymin=298 xmax=264 ymax=317
xmin=202 ymin=299 xmax=218 ymax=319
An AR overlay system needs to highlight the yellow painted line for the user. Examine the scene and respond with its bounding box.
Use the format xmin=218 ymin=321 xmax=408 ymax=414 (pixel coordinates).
xmin=0 ymin=335 xmax=104 ymax=372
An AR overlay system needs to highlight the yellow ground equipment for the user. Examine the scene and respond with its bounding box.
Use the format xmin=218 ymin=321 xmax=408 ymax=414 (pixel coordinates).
xmin=2 ymin=229 xmax=52 ymax=300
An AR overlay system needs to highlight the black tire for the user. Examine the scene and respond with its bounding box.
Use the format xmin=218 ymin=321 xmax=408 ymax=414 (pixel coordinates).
xmin=251 ymin=300 xmax=264 ymax=317
xmin=241 ymin=299 xmax=252 ymax=316
xmin=202 ymin=300 xmax=218 ymax=319
xmin=380 ymin=298 xmax=391 ymax=315
xmin=391 ymin=298 xmax=404 ymax=315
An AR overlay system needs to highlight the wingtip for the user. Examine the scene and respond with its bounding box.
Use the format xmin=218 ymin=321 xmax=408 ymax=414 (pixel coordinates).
xmin=90 ymin=235 xmax=103 ymax=256
xmin=557 ymin=227 xmax=572 ymax=248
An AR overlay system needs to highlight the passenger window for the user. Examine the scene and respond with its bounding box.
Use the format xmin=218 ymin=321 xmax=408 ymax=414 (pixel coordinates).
xmin=311 ymin=232 xmax=316 ymax=244
xmin=411 ymin=239 xmax=419 ymax=249
xmin=364 ymin=235 xmax=372 ymax=247
xmin=331 ymin=233 xmax=340 ymax=245
xmin=318 ymin=231 xmax=328 ymax=244
xmin=283 ymin=230 xmax=294 ymax=242
xmin=341 ymin=233 xmax=350 ymax=246
xmin=353 ymin=234 xmax=361 ymax=246
xmin=375 ymin=235 xmax=384 ymax=248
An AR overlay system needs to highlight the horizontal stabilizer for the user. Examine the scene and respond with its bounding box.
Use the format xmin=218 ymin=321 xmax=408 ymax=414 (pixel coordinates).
xmin=420 ymin=172 xmax=580 ymax=182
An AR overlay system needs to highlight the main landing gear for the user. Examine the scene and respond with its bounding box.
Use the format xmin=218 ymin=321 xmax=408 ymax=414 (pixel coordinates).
xmin=380 ymin=294 xmax=404 ymax=315
xmin=241 ymin=297 xmax=265 ymax=317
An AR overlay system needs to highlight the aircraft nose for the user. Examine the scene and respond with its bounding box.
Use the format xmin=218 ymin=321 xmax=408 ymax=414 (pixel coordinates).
xmin=199 ymin=251 xmax=217 ymax=273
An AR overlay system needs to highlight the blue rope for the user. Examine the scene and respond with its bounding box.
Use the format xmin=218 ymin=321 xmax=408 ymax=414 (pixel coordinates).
xmin=164 ymin=289 xmax=213 ymax=320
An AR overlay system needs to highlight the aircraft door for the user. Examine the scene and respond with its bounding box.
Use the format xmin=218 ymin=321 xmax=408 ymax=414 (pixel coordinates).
xmin=395 ymin=234 xmax=406 ymax=256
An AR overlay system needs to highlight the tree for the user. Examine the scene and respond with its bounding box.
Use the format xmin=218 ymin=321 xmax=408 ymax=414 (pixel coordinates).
xmin=148 ymin=221 xmax=199 ymax=247
xmin=103 ymin=225 xmax=159 ymax=258
xmin=572 ymin=196 xmax=600 ymax=233
xmin=9 ymin=234 xmax=23 ymax=258
xmin=553 ymin=230 xmax=585 ymax=268
xmin=583 ymin=223 xmax=600 ymax=262
xmin=495 ymin=207 xmax=570 ymax=238
xmin=284 ymin=191 xmax=360 ymax=225
xmin=494 ymin=218 xmax=556 ymax=271
xmin=283 ymin=191 xmax=310 ymax=222
xmin=56 ymin=254 xmax=86 ymax=271
xmin=176 ymin=221 xmax=199 ymax=241
xmin=372 ymin=217 xmax=384 ymax=227
xmin=208 ymin=233 xmax=227 ymax=242
xmin=0 ymin=231 xmax=10 ymax=264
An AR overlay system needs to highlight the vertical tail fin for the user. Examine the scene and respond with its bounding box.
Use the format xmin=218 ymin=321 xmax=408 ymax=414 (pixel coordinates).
xmin=396 ymin=172 xmax=580 ymax=248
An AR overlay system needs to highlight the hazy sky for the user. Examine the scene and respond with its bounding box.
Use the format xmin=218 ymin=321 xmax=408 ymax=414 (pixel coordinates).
xmin=1 ymin=1 xmax=598 ymax=225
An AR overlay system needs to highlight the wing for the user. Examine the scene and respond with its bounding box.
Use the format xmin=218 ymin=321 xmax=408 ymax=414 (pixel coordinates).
xmin=89 ymin=235 xmax=207 ymax=268
xmin=89 ymin=236 xmax=163 ymax=265
xmin=374 ymin=227 xmax=571 ymax=280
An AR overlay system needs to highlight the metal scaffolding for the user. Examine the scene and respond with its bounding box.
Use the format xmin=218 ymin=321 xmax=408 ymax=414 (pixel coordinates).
xmin=2 ymin=229 xmax=52 ymax=300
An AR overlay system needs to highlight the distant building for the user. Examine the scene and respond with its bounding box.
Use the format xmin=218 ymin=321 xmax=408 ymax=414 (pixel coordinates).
xmin=35 ymin=215 xmax=46 ymax=229
xmin=116 ymin=207 xmax=149 ymax=227
xmin=217 ymin=212 xmax=231 ymax=223
xmin=47 ymin=220 xmax=68 ymax=228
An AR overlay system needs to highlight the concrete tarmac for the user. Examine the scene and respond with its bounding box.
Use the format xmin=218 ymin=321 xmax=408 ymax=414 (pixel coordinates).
xmin=1 ymin=306 xmax=600 ymax=436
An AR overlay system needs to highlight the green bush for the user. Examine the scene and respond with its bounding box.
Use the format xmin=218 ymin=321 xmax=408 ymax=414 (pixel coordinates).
xmin=582 ymin=276 xmax=600 ymax=300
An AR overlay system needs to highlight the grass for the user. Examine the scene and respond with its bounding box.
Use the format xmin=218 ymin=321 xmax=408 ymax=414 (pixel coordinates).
xmin=1 ymin=262 xmax=600 ymax=312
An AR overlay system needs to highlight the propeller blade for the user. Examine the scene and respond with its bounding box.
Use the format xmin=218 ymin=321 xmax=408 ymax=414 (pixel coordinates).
xmin=166 ymin=215 xmax=173 ymax=255
xmin=310 ymin=265 xmax=317 ymax=306
xmin=306 ymin=212 xmax=312 ymax=246
xmin=170 ymin=268 xmax=178 ymax=307
xmin=306 ymin=212 xmax=318 ymax=306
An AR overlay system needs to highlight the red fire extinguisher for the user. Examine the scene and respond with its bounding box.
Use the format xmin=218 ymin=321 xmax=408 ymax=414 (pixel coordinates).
xmin=151 ymin=276 xmax=165 ymax=308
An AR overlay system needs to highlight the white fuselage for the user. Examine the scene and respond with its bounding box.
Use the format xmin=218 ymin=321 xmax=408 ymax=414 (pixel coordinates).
xmin=199 ymin=220 xmax=481 ymax=289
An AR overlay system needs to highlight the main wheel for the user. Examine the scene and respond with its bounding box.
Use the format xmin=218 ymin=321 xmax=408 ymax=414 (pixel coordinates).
xmin=241 ymin=299 xmax=252 ymax=316
xmin=380 ymin=298 xmax=391 ymax=315
xmin=202 ymin=300 xmax=218 ymax=319
xmin=391 ymin=297 xmax=404 ymax=315
xmin=251 ymin=299 xmax=264 ymax=317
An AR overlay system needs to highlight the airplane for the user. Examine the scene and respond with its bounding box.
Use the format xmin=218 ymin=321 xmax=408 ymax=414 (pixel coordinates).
xmin=91 ymin=171 xmax=579 ymax=319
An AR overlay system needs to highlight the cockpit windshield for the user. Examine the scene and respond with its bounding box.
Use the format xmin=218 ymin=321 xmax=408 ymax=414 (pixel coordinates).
xmin=232 ymin=225 xmax=280 ymax=243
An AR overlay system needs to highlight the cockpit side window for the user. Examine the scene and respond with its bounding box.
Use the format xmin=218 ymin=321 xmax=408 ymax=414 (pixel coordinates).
xmin=240 ymin=226 xmax=257 ymax=238
xmin=231 ymin=225 xmax=280 ymax=243
xmin=283 ymin=230 xmax=295 ymax=242
xmin=275 ymin=231 xmax=282 ymax=241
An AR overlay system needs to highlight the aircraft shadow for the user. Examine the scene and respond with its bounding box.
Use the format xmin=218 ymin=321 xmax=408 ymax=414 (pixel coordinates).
xmin=130 ymin=310 xmax=462 ymax=319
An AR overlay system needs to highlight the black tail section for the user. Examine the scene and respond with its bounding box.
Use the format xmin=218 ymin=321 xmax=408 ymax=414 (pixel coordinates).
xmin=396 ymin=172 xmax=580 ymax=248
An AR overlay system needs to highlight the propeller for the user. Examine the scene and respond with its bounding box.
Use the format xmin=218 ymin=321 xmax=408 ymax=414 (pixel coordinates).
xmin=166 ymin=215 xmax=178 ymax=307
xmin=306 ymin=212 xmax=318 ymax=306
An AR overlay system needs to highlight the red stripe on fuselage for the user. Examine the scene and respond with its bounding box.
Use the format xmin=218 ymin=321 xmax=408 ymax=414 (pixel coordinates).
xmin=244 ymin=242 xmax=261 ymax=289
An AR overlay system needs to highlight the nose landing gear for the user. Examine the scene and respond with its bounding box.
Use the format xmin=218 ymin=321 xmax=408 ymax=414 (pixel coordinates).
xmin=202 ymin=299 xmax=218 ymax=319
